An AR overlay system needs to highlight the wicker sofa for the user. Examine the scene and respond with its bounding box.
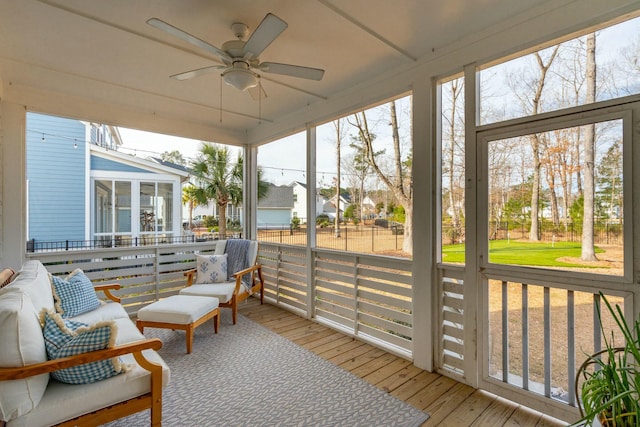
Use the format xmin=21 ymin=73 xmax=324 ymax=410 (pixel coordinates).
xmin=0 ymin=260 xmax=169 ymax=427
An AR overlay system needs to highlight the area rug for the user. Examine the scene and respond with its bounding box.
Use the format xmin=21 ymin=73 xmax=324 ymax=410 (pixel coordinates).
xmin=105 ymin=310 xmax=429 ymax=426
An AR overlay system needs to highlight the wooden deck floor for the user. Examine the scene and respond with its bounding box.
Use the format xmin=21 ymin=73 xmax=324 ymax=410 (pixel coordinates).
xmin=238 ymin=298 xmax=567 ymax=427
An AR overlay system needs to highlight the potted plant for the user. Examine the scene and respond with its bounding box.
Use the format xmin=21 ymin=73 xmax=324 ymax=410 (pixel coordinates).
xmin=573 ymin=293 xmax=640 ymax=426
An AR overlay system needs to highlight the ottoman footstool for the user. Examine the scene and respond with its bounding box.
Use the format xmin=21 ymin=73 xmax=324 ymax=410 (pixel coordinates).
xmin=137 ymin=295 xmax=220 ymax=354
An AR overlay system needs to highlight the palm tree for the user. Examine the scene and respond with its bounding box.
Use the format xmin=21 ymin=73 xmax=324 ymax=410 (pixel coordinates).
xmin=181 ymin=184 xmax=200 ymax=230
xmin=191 ymin=144 xmax=242 ymax=238
xmin=190 ymin=143 xmax=271 ymax=238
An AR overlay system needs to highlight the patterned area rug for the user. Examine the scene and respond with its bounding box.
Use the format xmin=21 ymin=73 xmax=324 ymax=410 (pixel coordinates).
xmin=106 ymin=310 xmax=429 ymax=426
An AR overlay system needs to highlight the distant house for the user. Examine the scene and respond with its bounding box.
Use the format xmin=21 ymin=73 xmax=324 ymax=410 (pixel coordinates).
xmin=257 ymin=184 xmax=294 ymax=229
xmin=323 ymin=193 xmax=350 ymax=220
xmin=291 ymin=181 xmax=327 ymax=223
xmin=26 ymin=112 xmax=190 ymax=248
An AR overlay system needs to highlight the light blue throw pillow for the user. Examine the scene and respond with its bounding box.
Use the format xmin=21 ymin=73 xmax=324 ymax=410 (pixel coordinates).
xmin=195 ymin=254 xmax=228 ymax=284
xmin=40 ymin=309 xmax=126 ymax=384
xmin=50 ymin=269 xmax=101 ymax=318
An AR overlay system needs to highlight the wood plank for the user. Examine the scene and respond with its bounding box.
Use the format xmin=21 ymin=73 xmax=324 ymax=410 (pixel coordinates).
xmin=362 ymin=358 xmax=412 ymax=385
xmin=503 ymin=406 xmax=542 ymax=427
xmin=406 ymin=375 xmax=457 ymax=411
xmin=320 ymin=340 xmax=369 ymax=365
xmin=350 ymin=352 xmax=400 ymax=378
xmin=391 ymin=370 xmax=441 ymax=401
xmin=421 ymin=382 xmax=476 ymax=425
xmin=338 ymin=347 xmax=388 ymax=371
xmin=376 ymin=363 xmax=424 ymax=393
xmin=470 ymin=396 xmax=518 ymax=426
xmin=292 ymin=329 xmax=339 ymax=346
xmin=302 ymin=333 xmax=351 ymax=352
xmin=436 ymin=389 xmax=496 ymax=425
xmin=308 ymin=335 xmax=355 ymax=354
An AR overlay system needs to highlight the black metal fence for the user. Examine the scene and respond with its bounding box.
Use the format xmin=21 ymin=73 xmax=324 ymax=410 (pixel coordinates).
xmin=442 ymin=220 xmax=623 ymax=246
xmin=26 ymin=233 xmax=243 ymax=253
xmin=258 ymin=223 xmax=406 ymax=254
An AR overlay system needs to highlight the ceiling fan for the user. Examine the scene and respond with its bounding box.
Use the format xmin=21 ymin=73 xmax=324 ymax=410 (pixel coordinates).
xmin=147 ymin=13 xmax=325 ymax=100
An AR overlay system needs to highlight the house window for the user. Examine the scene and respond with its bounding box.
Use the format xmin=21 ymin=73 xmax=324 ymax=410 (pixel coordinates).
xmin=140 ymin=181 xmax=173 ymax=244
xmin=94 ymin=180 xmax=132 ymax=246
xmin=94 ymin=179 xmax=174 ymax=246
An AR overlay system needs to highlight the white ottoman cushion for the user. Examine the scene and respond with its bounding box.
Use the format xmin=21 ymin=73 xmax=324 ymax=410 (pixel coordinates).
xmin=179 ymin=283 xmax=236 ymax=303
xmin=137 ymin=296 xmax=219 ymax=325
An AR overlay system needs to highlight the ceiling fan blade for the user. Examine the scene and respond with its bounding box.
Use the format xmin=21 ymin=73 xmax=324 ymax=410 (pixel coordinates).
xmin=242 ymin=13 xmax=287 ymax=59
xmin=147 ymin=18 xmax=231 ymax=62
xmin=170 ymin=65 xmax=226 ymax=81
xmin=248 ymin=84 xmax=268 ymax=101
xmin=260 ymin=62 xmax=325 ymax=81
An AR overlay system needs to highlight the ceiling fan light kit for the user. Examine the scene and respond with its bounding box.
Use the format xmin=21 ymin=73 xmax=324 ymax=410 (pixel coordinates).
xmin=222 ymin=67 xmax=258 ymax=91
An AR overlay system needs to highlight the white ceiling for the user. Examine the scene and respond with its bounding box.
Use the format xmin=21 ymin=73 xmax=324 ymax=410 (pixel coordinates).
xmin=0 ymin=0 xmax=632 ymax=146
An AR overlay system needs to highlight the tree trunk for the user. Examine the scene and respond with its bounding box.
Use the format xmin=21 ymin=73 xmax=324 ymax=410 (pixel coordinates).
xmin=530 ymin=134 xmax=541 ymax=241
xmin=582 ymin=33 xmax=597 ymax=261
xmin=218 ymin=201 xmax=228 ymax=238
xmin=448 ymin=80 xmax=462 ymax=243
xmin=527 ymin=49 xmax=559 ymax=241
xmin=335 ymin=120 xmax=342 ymax=237
xmin=403 ymin=205 xmax=413 ymax=253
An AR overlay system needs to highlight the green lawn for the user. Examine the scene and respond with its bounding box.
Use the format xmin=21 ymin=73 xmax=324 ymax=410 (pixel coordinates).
xmin=442 ymin=240 xmax=604 ymax=268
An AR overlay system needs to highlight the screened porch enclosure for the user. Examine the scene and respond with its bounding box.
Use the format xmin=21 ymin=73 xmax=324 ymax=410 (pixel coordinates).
xmin=3 ymin=1 xmax=640 ymax=425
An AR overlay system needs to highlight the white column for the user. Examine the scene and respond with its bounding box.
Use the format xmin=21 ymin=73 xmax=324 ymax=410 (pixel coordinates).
xmin=305 ymin=125 xmax=317 ymax=319
xmin=411 ymin=76 xmax=433 ymax=371
xmin=0 ymin=100 xmax=27 ymax=267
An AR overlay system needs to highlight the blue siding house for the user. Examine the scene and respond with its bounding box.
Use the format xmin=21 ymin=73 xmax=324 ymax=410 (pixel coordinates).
xmin=26 ymin=112 xmax=189 ymax=249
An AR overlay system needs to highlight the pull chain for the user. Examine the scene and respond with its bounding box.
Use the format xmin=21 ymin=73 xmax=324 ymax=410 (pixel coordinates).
xmin=219 ymin=77 xmax=223 ymax=123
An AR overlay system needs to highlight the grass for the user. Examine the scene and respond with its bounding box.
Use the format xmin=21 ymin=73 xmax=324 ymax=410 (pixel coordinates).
xmin=442 ymin=239 xmax=605 ymax=267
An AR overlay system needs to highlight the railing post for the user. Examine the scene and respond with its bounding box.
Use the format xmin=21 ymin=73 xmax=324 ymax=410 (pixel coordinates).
xmin=65 ymin=240 xmax=69 ymax=251
xmin=344 ymin=226 xmax=347 ymax=251
xmin=371 ymin=224 xmax=374 ymax=252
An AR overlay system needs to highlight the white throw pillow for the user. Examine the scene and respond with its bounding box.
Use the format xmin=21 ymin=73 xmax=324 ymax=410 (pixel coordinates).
xmin=195 ymin=254 xmax=228 ymax=284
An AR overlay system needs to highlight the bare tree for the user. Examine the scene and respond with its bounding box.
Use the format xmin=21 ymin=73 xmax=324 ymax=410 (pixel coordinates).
xmin=509 ymin=48 xmax=559 ymax=240
xmin=581 ymin=33 xmax=598 ymax=261
xmin=348 ymin=100 xmax=413 ymax=254
xmin=332 ymin=119 xmax=345 ymax=237
xmin=441 ymin=78 xmax=465 ymax=243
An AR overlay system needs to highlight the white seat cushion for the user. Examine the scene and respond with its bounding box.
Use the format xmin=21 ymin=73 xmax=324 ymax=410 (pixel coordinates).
xmin=179 ymin=283 xmax=237 ymax=303
xmin=0 ymin=293 xmax=49 ymax=422
xmin=70 ymin=302 xmax=129 ymax=324
xmin=8 ymin=349 xmax=170 ymax=427
xmin=137 ymin=295 xmax=219 ymax=325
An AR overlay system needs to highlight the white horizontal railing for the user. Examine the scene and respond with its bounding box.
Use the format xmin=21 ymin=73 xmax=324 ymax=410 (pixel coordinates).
xmin=29 ymin=241 xmax=415 ymax=359
xmin=258 ymin=242 xmax=414 ymax=358
xmin=436 ymin=266 xmax=466 ymax=380
xmin=28 ymin=242 xmax=220 ymax=314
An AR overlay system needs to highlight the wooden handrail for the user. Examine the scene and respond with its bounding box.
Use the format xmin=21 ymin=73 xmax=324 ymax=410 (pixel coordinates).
xmin=0 ymin=338 xmax=162 ymax=380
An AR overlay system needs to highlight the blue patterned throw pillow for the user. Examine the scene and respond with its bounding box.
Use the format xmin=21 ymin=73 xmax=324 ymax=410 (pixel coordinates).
xmin=50 ymin=269 xmax=101 ymax=318
xmin=195 ymin=254 xmax=228 ymax=284
xmin=40 ymin=309 xmax=126 ymax=384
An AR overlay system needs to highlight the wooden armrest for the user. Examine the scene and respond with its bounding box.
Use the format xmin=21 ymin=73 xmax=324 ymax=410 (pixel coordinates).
xmin=231 ymin=264 xmax=263 ymax=294
xmin=231 ymin=263 xmax=262 ymax=279
xmin=0 ymin=268 xmax=15 ymax=287
xmin=183 ymin=269 xmax=197 ymax=286
xmin=0 ymin=338 xmax=162 ymax=381
xmin=94 ymin=283 xmax=121 ymax=303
